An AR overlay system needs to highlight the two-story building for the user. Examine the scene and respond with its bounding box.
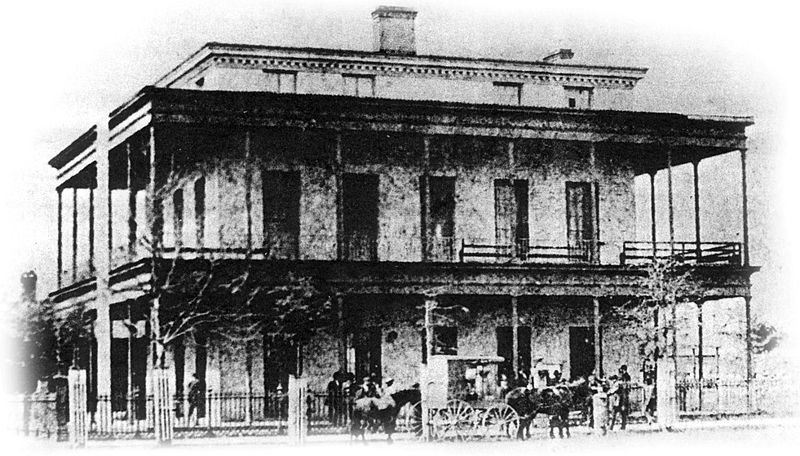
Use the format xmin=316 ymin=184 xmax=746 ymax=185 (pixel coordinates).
xmin=47 ymin=6 xmax=756 ymax=408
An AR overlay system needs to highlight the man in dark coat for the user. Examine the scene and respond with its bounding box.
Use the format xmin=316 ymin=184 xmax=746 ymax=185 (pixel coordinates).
xmin=326 ymin=371 xmax=344 ymax=425
xmin=187 ymin=373 xmax=204 ymax=426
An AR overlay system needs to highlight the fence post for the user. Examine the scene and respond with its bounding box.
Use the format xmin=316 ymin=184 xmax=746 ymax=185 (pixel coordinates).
xmin=67 ymin=369 xmax=87 ymax=447
xmin=287 ymin=376 xmax=308 ymax=445
xmin=152 ymin=368 xmax=174 ymax=444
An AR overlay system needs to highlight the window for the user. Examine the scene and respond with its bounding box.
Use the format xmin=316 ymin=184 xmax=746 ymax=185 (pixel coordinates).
xmin=421 ymin=326 xmax=458 ymax=362
xmin=343 ymin=74 xmax=375 ymax=97
xmin=194 ymin=177 xmax=205 ymax=247
xmin=496 ymin=326 xmax=532 ymax=382
xmin=342 ymin=173 xmax=379 ymax=261
xmin=420 ymin=175 xmax=456 ymax=261
xmin=564 ymin=86 xmax=593 ymax=109
xmin=494 ymin=179 xmax=529 ymax=252
xmin=173 ymin=189 xmax=184 ymax=246
xmin=566 ymin=182 xmax=598 ymax=262
xmin=262 ymin=170 xmax=300 ymax=258
xmin=262 ymin=70 xmax=297 ymax=93
xmin=492 ymin=82 xmax=522 ymax=105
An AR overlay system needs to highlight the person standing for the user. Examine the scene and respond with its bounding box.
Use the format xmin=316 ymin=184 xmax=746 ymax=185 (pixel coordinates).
xmin=610 ymin=365 xmax=631 ymax=430
xmin=326 ymin=371 xmax=344 ymax=425
xmin=187 ymin=373 xmax=204 ymax=426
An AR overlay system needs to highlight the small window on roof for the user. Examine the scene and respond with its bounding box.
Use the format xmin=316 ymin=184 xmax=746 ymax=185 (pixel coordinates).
xmin=195 ymin=77 xmax=205 ymax=88
xmin=564 ymin=86 xmax=593 ymax=109
xmin=262 ymin=70 xmax=297 ymax=93
xmin=343 ymin=74 xmax=375 ymax=97
xmin=493 ymin=82 xmax=522 ymax=105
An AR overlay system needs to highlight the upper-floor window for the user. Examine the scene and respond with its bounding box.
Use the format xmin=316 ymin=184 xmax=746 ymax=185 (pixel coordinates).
xmin=420 ymin=175 xmax=456 ymax=261
xmin=262 ymin=170 xmax=301 ymax=258
xmin=342 ymin=173 xmax=379 ymax=261
xmin=262 ymin=70 xmax=297 ymax=94
xmin=492 ymin=82 xmax=522 ymax=105
xmin=564 ymin=86 xmax=593 ymax=109
xmin=194 ymin=177 xmax=206 ymax=247
xmin=343 ymin=74 xmax=375 ymax=97
xmin=172 ymin=189 xmax=184 ymax=247
xmin=494 ymin=179 xmax=529 ymax=251
xmin=566 ymin=181 xmax=598 ymax=262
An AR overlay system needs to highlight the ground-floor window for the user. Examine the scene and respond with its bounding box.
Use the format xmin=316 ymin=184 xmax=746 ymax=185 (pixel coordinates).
xmin=421 ymin=326 xmax=458 ymax=363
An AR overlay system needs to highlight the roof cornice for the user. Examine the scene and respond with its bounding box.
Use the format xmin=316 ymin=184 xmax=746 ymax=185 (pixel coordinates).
xmin=158 ymin=42 xmax=648 ymax=90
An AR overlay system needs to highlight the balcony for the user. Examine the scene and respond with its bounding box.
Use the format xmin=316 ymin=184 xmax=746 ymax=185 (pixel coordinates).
xmin=620 ymin=241 xmax=742 ymax=266
xmin=458 ymin=239 xmax=600 ymax=264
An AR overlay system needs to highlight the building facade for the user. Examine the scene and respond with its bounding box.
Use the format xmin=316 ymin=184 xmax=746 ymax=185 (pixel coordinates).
xmin=48 ymin=7 xmax=756 ymax=405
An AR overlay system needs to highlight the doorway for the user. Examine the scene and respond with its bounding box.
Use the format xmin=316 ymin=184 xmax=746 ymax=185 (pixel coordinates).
xmin=569 ymin=326 xmax=596 ymax=380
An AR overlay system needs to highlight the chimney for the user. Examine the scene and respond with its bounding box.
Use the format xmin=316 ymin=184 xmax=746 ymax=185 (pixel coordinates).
xmin=372 ymin=6 xmax=418 ymax=55
xmin=20 ymin=270 xmax=37 ymax=302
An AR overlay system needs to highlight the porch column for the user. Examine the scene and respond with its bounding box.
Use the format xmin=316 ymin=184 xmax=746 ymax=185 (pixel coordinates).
xmin=244 ymin=131 xmax=253 ymax=252
xmin=127 ymin=143 xmax=138 ymax=256
xmin=94 ymin=119 xmax=112 ymax=396
xmin=697 ymin=300 xmax=704 ymax=381
xmin=740 ymin=149 xmax=750 ymax=266
xmin=421 ymin=296 xmax=437 ymax=442
xmin=649 ymin=170 xmax=657 ymax=260
xmin=511 ymin=295 xmax=519 ymax=380
xmin=72 ymin=187 xmax=78 ymax=282
xmin=745 ymin=295 xmax=753 ymax=411
xmin=420 ymin=136 xmax=431 ymax=261
xmin=336 ymin=296 xmax=347 ymax=373
xmin=57 ymin=188 xmax=63 ymax=288
xmin=334 ymin=133 xmax=344 ymax=260
xmin=89 ymin=187 xmax=95 ymax=273
xmin=667 ymin=149 xmax=675 ymax=256
xmin=692 ymin=159 xmax=702 ymax=262
xmin=593 ymin=298 xmax=602 ymax=376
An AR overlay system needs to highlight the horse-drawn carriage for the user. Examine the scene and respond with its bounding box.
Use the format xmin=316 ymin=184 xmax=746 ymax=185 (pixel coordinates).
xmin=399 ymin=355 xmax=521 ymax=441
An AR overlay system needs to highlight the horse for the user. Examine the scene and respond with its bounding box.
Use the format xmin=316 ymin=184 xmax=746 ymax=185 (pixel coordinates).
xmin=541 ymin=386 xmax=572 ymax=438
xmin=350 ymin=388 xmax=421 ymax=444
xmin=505 ymin=387 xmax=542 ymax=440
xmin=505 ymin=386 xmax=573 ymax=439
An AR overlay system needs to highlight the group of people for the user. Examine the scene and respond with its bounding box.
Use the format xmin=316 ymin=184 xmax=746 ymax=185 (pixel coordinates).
xmin=325 ymin=371 xmax=397 ymax=425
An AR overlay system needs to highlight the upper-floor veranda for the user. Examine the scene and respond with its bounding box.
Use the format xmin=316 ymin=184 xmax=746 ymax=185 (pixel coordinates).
xmin=50 ymin=87 xmax=754 ymax=291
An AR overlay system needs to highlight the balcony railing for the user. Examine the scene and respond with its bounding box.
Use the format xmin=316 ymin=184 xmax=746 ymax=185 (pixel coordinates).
xmin=620 ymin=241 xmax=742 ymax=266
xmin=459 ymin=239 xmax=600 ymax=264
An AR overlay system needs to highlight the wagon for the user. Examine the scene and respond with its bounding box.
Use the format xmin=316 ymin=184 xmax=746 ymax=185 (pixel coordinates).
xmin=398 ymin=355 xmax=520 ymax=441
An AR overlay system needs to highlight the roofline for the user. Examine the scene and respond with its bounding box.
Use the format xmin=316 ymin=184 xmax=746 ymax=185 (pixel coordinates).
xmin=154 ymin=41 xmax=648 ymax=88
xmin=52 ymin=86 xmax=753 ymax=170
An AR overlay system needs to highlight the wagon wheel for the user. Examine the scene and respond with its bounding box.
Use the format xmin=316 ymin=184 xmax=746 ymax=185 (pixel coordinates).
xmin=481 ymin=404 xmax=520 ymax=440
xmin=439 ymin=399 xmax=476 ymax=441
xmin=399 ymin=401 xmax=426 ymax=440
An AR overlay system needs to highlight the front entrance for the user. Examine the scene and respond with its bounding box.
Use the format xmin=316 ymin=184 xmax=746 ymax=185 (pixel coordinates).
xmin=569 ymin=326 xmax=596 ymax=380
xmin=352 ymin=327 xmax=382 ymax=383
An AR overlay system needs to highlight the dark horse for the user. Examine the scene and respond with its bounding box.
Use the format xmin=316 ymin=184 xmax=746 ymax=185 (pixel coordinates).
xmin=505 ymin=386 xmax=573 ymax=439
xmin=350 ymin=388 xmax=421 ymax=443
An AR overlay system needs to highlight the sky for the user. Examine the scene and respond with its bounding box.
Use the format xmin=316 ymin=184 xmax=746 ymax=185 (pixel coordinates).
xmin=0 ymin=0 xmax=798 ymax=338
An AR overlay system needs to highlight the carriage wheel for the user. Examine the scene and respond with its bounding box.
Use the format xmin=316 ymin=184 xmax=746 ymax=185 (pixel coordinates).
xmin=439 ymin=400 xmax=476 ymax=441
xmin=481 ymin=404 xmax=520 ymax=440
xmin=399 ymin=401 xmax=426 ymax=441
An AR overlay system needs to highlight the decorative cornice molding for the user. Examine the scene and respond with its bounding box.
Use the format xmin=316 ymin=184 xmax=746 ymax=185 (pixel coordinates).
xmin=162 ymin=44 xmax=647 ymax=90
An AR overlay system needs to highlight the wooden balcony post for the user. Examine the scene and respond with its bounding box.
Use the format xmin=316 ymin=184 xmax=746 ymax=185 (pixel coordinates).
xmin=336 ymin=295 xmax=347 ymax=373
xmin=593 ymin=298 xmax=602 ymax=377
xmin=127 ymin=142 xmax=138 ymax=256
xmin=57 ymin=188 xmax=63 ymax=288
xmin=692 ymin=159 xmax=702 ymax=262
xmin=335 ymin=133 xmax=344 ymax=260
xmin=89 ymin=186 xmax=95 ymax=273
xmin=745 ymin=295 xmax=753 ymax=412
xmin=667 ymin=149 xmax=675 ymax=257
xmin=740 ymin=149 xmax=750 ymax=266
xmin=72 ymin=187 xmax=78 ymax=282
xmin=511 ymin=294 xmax=519 ymax=381
xmin=649 ymin=170 xmax=657 ymax=260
